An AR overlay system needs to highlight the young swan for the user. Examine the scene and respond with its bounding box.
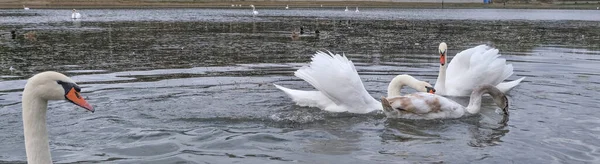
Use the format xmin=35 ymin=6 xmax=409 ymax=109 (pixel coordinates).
xmin=381 ymin=84 xmax=508 ymax=120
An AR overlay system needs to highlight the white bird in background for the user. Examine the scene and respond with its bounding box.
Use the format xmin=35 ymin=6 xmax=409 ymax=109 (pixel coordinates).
xmin=20 ymin=71 xmax=94 ymax=164
xmin=286 ymin=5 xmax=289 ymax=9
xmin=231 ymin=4 xmax=234 ymax=7
xmin=355 ymin=7 xmax=359 ymax=12
xmin=23 ymin=5 xmax=30 ymax=10
xmin=71 ymin=9 xmax=81 ymax=19
xmin=434 ymin=42 xmax=525 ymax=96
xmin=9 ymin=66 xmax=16 ymax=73
xmin=345 ymin=6 xmax=349 ymax=12
xmin=250 ymin=5 xmax=258 ymax=16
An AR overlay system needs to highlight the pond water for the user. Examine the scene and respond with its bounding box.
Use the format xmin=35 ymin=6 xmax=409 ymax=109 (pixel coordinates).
xmin=1 ymin=8 xmax=599 ymax=163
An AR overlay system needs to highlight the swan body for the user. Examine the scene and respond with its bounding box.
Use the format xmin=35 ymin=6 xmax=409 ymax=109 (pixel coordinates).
xmin=24 ymin=5 xmax=30 ymax=10
xmin=382 ymin=84 xmax=508 ymax=119
xmin=355 ymin=7 xmax=359 ymax=12
xmin=435 ymin=42 xmax=525 ymax=96
xmin=22 ymin=71 xmax=94 ymax=164
xmin=275 ymin=51 xmax=434 ymax=114
xmin=345 ymin=6 xmax=349 ymax=12
xmin=71 ymin=9 xmax=81 ymax=19
xmin=250 ymin=5 xmax=258 ymax=16
xmin=286 ymin=5 xmax=289 ymax=9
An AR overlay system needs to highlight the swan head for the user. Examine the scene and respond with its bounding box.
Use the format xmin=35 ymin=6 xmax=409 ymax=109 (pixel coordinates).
xmin=438 ymin=42 xmax=448 ymax=66
xmin=24 ymin=71 xmax=94 ymax=112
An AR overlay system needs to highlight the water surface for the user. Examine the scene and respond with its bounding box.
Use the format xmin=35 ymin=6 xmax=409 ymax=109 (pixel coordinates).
xmin=1 ymin=8 xmax=599 ymax=163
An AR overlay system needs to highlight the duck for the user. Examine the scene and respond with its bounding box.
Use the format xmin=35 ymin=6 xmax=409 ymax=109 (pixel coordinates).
xmin=274 ymin=51 xmax=435 ymax=114
xmin=435 ymin=42 xmax=525 ymax=96
xmin=291 ymin=28 xmax=300 ymax=40
xmin=23 ymin=31 xmax=36 ymax=41
xmin=71 ymin=9 xmax=81 ymax=19
xmin=381 ymin=84 xmax=508 ymax=120
xmin=21 ymin=71 xmax=94 ymax=164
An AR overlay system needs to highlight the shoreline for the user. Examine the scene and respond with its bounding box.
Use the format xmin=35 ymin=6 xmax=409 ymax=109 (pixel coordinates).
xmin=2 ymin=1 xmax=600 ymax=10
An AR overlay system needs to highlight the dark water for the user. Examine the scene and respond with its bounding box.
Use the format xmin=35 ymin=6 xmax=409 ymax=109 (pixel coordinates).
xmin=1 ymin=8 xmax=600 ymax=163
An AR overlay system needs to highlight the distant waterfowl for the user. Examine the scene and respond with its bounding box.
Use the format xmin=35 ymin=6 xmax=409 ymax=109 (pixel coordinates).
xmin=300 ymin=27 xmax=305 ymax=35
xmin=291 ymin=28 xmax=300 ymax=40
xmin=435 ymin=42 xmax=525 ymax=96
xmin=23 ymin=31 xmax=36 ymax=41
xmin=355 ymin=7 xmax=359 ymax=12
xmin=274 ymin=51 xmax=435 ymax=114
xmin=381 ymin=84 xmax=509 ymax=120
xmin=345 ymin=6 xmax=349 ymax=12
xmin=71 ymin=9 xmax=81 ymax=19
xmin=9 ymin=66 xmax=15 ymax=73
xmin=286 ymin=5 xmax=289 ymax=9
xmin=23 ymin=5 xmax=29 ymax=10
xmin=231 ymin=4 xmax=234 ymax=7
xmin=11 ymin=30 xmax=16 ymax=39
xmin=250 ymin=5 xmax=258 ymax=16
xmin=21 ymin=71 xmax=94 ymax=164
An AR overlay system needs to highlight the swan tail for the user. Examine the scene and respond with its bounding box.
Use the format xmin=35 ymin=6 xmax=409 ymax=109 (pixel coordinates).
xmin=274 ymin=84 xmax=344 ymax=112
xmin=495 ymin=77 xmax=525 ymax=93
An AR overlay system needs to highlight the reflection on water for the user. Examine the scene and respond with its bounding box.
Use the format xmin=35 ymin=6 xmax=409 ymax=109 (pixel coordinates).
xmin=1 ymin=9 xmax=600 ymax=163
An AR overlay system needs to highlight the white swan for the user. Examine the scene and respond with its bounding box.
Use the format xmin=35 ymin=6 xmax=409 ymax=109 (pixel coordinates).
xmin=22 ymin=71 xmax=94 ymax=164
xmin=344 ymin=6 xmax=349 ymax=12
xmin=250 ymin=5 xmax=258 ymax=16
xmin=274 ymin=51 xmax=435 ymax=114
xmin=23 ymin=5 xmax=30 ymax=10
xmin=382 ymin=84 xmax=508 ymax=120
xmin=355 ymin=7 xmax=359 ymax=12
xmin=71 ymin=9 xmax=81 ymax=19
xmin=286 ymin=5 xmax=289 ymax=9
xmin=435 ymin=42 xmax=525 ymax=96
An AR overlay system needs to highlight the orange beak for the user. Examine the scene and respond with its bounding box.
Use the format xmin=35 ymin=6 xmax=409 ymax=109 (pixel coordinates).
xmin=426 ymin=86 xmax=436 ymax=94
xmin=65 ymin=88 xmax=94 ymax=113
xmin=440 ymin=52 xmax=446 ymax=66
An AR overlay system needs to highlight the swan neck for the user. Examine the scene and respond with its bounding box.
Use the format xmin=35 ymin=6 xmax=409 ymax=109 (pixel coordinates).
xmin=435 ymin=64 xmax=447 ymax=94
xmin=387 ymin=75 xmax=419 ymax=97
xmin=22 ymin=91 xmax=52 ymax=164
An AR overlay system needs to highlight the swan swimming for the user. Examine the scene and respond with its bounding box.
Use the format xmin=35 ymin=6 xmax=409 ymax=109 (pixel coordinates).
xmin=382 ymin=84 xmax=508 ymax=120
xmin=355 ymin=7 xmax=359 ymax=12
xmin=286 ymin=5 xmax=289 ymax=9
xmin=250 ymin=5 xmax=258 ymax=16
xmin=345 ymin=6 xmax=349 ymax=12
xmin=435 ymin=42 xmax=525 ymax=96
xmin=21 ymin=71 xmax=94 ymax=164
xmin=71 ymin=9 xmax=81 ymax=19
xmin=274 ymin=51 xmax=435 ymax=114
xmin=23 ymin=5 xmax=30 ymax=10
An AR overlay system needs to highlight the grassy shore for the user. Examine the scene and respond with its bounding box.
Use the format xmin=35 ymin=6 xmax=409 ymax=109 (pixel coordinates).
xmin=2 ymin=0 xmax=599 ymax=9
